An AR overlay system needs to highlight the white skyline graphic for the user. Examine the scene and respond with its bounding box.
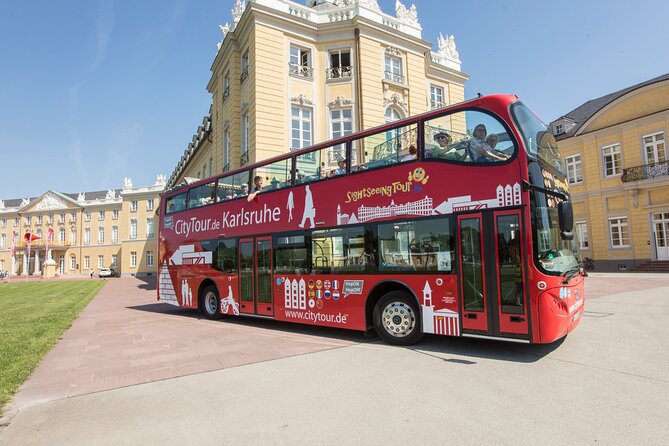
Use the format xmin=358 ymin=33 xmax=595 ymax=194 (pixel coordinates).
xmin=421 ymin=281 xmax=460 ymax=336
xmin=284 ymin=278 xmax=307 ymax=309
xmin=158 ymin=261 xmax=179 ymax=306
xmin=169 ymin=244 xmax=213 ymax=266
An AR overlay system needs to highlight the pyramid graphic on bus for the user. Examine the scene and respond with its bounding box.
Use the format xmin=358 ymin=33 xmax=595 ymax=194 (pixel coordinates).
xmin=158 ymin=260 xmax=179 ymax=306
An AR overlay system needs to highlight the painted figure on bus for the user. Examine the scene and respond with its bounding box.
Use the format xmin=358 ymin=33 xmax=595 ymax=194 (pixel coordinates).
xmin=221 ymin=284 xmax=240 ymax=315
xmin=287 ymin=191 xmax=294 ymax=222
xmin=469 ymin=124 xmax=509 ymax=162
xmin=298 ymin=185 xmax=316 ymax=228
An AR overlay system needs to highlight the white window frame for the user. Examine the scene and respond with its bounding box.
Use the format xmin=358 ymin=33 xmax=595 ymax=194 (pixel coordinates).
xmin=291 ymin=105 xmax=313 ymax=150
xmin=130 ymin=251 xmax=137 ymax=268
xmin=146 ymin=250 xmax=154 ymax=267
xmin=70 ymin=228 xmax=77 ymax=244
xmin=609 ymin=216 xmax=630 ymax=248
xmin=146 ymin=218 xmax=154 ymax=239
xmin=0 ymin=234 xmax=5 ymax=249
xmin=98 ymin=255 xmax=104 ymax=269
xmin=642 ymin=131 xmax=666 ymax=164
xmin=130 ymin=201 xmax=138 ymax=212
xmin=429 ymin=85 xmax=445 ymax=109
xmin=84 ymin=255 xmax=90 ymax=269
xmin=565 ymin=154 xmax=583 ymax=184
xmin=84 ymin=212 xmax=91 ymax=222
xmin=289 ymin=45 xmax=312 ymax=79
xmin=112 ymin=209 xmax=119 ymax=220
xmin=601 ymin=143 xmax=622 ymax=178
xmin=71 ymin=212 xmax=77 ymax=222
xmin=130 ymin=219 xmax=138 ymax=240
xmin=575 ymin=221 xmax=589 ymax=250
xmin=98 ymin=227 xmax=105 ymax=244
xmin=146 ymin=199 xmax=154 ymax=211
xmin=37 ymin=215 xmax=43 ymax=224
xmin=84 ymin=228 xmax=91 ymax=245
xmin=98 ymin=210 xmax=105 ymax=220
xmin=59 ymin=228 xmax=66 ymax=242
xmin=112 ymin=225 xmax=119 ymax=243
xmin=111 ymin=254 xmax=118 ymax=267
xmin=70 ymin=255 xmax=77 ymax=270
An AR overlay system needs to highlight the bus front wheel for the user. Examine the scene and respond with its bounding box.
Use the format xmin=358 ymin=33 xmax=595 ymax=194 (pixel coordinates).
xmin=201 ymin=285 xmax=222 ymax=320
xmin=373 ymin=291 xmax=423 ymax=345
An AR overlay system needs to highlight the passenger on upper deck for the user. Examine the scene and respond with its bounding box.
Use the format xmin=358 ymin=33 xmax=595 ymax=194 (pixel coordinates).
xmin=331 ymin=158 xmax=347 ymax=176
xmin=401 ymin=144 xmax=417 ymax=162
xmin=428 ymin=131 xmax=466 ymax=161
xmin=253 ymin=176 xmax=265 ymax=192
xmin=469 ymin=124 xmax=509 ymax=162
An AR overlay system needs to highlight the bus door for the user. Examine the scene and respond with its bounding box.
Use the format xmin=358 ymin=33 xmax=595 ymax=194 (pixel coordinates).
xmin=457 ymin=210 xmax=528 ymax=339
xmin=238 ymin=236 xmax=274 ymax=316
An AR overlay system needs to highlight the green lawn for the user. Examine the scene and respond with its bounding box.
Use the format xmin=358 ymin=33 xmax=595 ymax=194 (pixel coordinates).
xmin=0 ymin=280 xmax=105 ymax=414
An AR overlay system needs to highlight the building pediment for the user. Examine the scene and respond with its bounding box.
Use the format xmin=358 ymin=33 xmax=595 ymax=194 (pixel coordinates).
xmin=20 ymin=191 xmax=80 ymax=213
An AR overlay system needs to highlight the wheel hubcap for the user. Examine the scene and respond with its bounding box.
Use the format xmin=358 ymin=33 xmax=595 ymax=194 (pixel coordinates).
xmin=381 ymin=302 xmax=416 ymax=337
xmin=205 ymin=292 xmax=217 ymax=314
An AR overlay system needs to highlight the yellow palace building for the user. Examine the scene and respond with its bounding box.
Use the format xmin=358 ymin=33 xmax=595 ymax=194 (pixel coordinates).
xmin=167 ymin=0 xmax=469 ymax=186
xmin=550 ymin=73 xmax=669 ymax=272
xmin=0 ymin=177 xmax=165 ymax=278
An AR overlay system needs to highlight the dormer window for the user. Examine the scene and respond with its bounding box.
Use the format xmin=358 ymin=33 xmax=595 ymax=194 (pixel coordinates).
xmin=554 ymin=123 xmax=564 ymax=135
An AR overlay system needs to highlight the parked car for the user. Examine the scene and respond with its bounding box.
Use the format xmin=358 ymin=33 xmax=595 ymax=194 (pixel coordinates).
xmin=98 ymin=267 xmax=113 ymax=278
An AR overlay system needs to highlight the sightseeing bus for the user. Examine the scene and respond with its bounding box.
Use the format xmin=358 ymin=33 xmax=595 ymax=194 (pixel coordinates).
xmin=158 ymin=94 xmax=586 ymax=345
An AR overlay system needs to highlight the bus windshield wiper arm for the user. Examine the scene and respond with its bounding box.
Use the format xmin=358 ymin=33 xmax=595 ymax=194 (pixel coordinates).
xmin=522 ymin=180 xmax=568 ymax=201
xmin=561 ymin=263 xmax=586 ymax=284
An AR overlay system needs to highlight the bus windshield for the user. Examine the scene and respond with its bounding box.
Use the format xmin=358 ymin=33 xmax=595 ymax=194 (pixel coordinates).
xmin=512 ymin=101 xmax=582 ymax=275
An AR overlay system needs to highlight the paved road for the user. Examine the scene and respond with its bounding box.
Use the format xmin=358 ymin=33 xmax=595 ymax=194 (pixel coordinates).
xmin=1 ymin=273 xmax=668 ymax=445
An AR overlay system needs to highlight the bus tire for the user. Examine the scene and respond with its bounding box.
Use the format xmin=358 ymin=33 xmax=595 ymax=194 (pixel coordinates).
xmin=373 ymin=291 xmax=423 ymax=345
xmin=201 ymin=285 xmax=222 ymax=320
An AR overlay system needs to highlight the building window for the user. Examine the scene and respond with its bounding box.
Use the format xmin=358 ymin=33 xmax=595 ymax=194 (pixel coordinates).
xmin=575 ymin=222 xmax=589 ymax=250
xmin=71 ymin=212 xmax=77 ymax=222
xmin=130 ymin=201 xmax=138 ymax=212
xmin=223 ymin=72 xmax=230 ymax=102
xmin=60 ymin=213 xmax=66 ymax=222
xmin=111 ymin=254 xmax=118 ymax=267
xmin=84 ymin=228 xmax=91 ymax=245
xmin=98 ymin=227 xmax=105 ymax=244
xmin=48 ymin=214 xmax=54 ymax=224
xmin=241 ymin=50 xmax=249 ymax=83
xmin=0 ymin=234 xmax=5 ymax=249
xmin=384 ymin=55 xmax=404 ymax=84
xmin=70 ymin=255 xmax=76 ymax=270
xmin=289 ymin=45 xmax=313 ymax=79
xmin=241 ymin=114 xmax=249 ymax=165
xmin=602 ymin=144 xmax=622 ymax=177
xmin=330 ymin=108 xmax=353 ymax=161
xmin=130 ymin=219 xmax=138 ymax=240
xmin=112 ymin=209 xmax=119 ymax=220
xmin=146 ymin=218 xmax=154 ymax=239
xmin=223 ymin=130 xmax=231 ymax=171
xmin=70 ymin=229 xmax=77 ymax=244
xmin=36 ymin=228 xmax=42 ymax=239
xmin=14 ymin=217 xmax=19 ymax=227
xmin=430 ymin=85 xmax=445 ymax=109
xmin=327 ymin=49 xmax=351 ymax=79
xmin=609 ymin=217 xmax=630 ymax=248
xmin=553 ymin=123 xmax=564 ymax=135
xmin=98 ymin=210 xmax=105 ymax=220
xmin=84 ymin=256 xmax=90 ymax=269
xmin=98 ymin=255 xmax=104 ymax=269
xmin=112 ymin=225 xmax=119 ymax=243
xmin=147 ymin=199 xmax=154 ymax=211
xmin=37 ymin=215 xmax=43 ymax=224
xmin=291 ymin=106 xmax=312 ymax=150
xmin=59 ymin=228 xmax=65 ymax=242
xmin=565 ymin=154 xmax=583 ymax=184
xmin=84 ymin=212 xmax=91 ymax=222
xmin=130 ymin=251 xmax=137 ymax=267
xmin=0 ymin=218 xmax=5 ymax=228
xmin=643 ymin=132 xmax=666 ymax=164
xmin=26 ymin=216 xmax=32 ymax=225
xmin=146 ymin=251 xmax=154 ymax=267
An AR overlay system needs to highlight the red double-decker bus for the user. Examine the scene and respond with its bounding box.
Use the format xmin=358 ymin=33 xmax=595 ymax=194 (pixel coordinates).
xmin=158 ymin=95 xmax=586 ymax=345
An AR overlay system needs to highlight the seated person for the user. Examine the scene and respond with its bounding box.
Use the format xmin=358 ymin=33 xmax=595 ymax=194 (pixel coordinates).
xmin=236 ymin=183 xmax=249 ymax=197
xmin=469 ymin=124 xmax=509 ymax=162
xmin=331 ymin=158 xmax=347 ymax=176
xmin=253 ymin=175 xmax=265 ymax=192
xmin=401 ymin=144 xmax=417 ymax=162
xmin=427 ymin=131 xmax=466 ymax=161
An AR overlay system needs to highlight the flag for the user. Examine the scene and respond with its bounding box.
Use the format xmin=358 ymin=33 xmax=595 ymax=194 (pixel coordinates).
xmin=24 ymin=232 xmax=39 ymax=271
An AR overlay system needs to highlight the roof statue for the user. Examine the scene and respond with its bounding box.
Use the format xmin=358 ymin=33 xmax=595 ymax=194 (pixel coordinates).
xmin=20 ymin=198 xmax=30 ymax=207
xmin=105 ymin=189 xmax=116 ymax=200
xmin=155 ymin=174 xmax=167 ymax=186
xmin=232 ymin=0 xmax=246 ymax=30
xmin=0 ymin=200 xmax=4 ymax=210
xmin=217 ymin=23 xmax=231 ymax=51
xmin=332 ymin=0 xmax=355 ymax=6
xmin=357 ymin=0 xmax=381 ymax=12
xmin=77 ymin=192 xmax=85 ymax=202
xmin=437 ymin=32 xmax=460 ymax=62
xmin=395 ymin=0 xmax=419 ymax=26
xmin=123 ymin=177 xmax=133 ymax=190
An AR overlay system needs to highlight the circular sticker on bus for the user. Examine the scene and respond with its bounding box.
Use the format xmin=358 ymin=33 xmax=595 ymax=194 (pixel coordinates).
xmin=316 ymin=280 xmax=323 ymax=289
xmin=324 ymin=290 xmax=331 ymax=299
xmin=324 ymin=280 xmax=331 ymax=290
xmin=308 ymin=280 xmax=315 ymax=289
xmin=316 ymin=299 xmax=324 ymax=309
xmin=308 ymin=290 xmax=315 ymax=298
xmin=436 ymin=278 xmax=443 ymax=286
xmin=276 ymin=278 xmax=282 ymax=285
xmin=308 ymin=298 xmax=315 ymax=309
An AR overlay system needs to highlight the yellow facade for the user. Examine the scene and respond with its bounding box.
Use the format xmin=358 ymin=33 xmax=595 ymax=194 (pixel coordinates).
xmin=552 ymin=75 xmax=669 ymax=271
xmin=0 ymin=178 xmax=165 ymax=278
xmin=169 ymin=0 xmax=468 ymax=187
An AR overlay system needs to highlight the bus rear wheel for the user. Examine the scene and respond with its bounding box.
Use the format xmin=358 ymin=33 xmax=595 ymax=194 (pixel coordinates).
xmin=373 ymin=291 xmax=423 ymax=345
xmin=201 ymin=285 xmax=222 ymax=320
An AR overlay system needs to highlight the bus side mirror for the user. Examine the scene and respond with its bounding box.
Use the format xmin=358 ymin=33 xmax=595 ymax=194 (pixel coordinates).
xmin=558 ymin=200 xmax=574 ymax=240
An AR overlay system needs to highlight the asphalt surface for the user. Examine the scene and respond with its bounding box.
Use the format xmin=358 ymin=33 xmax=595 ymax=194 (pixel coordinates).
xmin=1 ymin=273 xmax=668 ymax=445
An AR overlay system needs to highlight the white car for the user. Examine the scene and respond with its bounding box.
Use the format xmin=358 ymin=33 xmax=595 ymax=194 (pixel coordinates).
xmin=98 ymin=268 xmax=113 ymax=278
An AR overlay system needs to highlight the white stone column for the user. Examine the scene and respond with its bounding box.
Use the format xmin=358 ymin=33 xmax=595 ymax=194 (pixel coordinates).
xmin=33 ymin=250 xmax=40 ymax=275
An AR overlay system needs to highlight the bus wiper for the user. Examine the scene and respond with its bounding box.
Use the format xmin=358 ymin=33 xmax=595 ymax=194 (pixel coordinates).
xmin=522 ymin=180 xmax=568 ymax=201
xmin=561 ymin=263 xmax=587 ymax=284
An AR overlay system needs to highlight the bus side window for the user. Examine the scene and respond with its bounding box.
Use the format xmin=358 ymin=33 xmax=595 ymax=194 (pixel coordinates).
xmin=351 ymin=123 xmax=417 ymax=171
xmin=166 ymin=192 xmax=187 ymax=214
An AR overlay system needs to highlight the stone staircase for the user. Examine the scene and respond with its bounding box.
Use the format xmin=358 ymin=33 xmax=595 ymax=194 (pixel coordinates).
xmin=631 ymin=260 xmax=669 ymax=273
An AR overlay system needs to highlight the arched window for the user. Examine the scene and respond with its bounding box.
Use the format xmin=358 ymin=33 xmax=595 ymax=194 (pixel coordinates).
xmin=384 ymin=106 xmax=404 ymax=124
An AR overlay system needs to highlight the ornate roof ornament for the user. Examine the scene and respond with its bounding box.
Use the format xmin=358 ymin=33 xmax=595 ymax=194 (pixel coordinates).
xmin=217 ymin=23 xmax=231 ymax=51
xmin=155 ymin=174 xmax=166 ymax=187
xmin=437 ymin=32 xmax=461 ymax=63
xmin=333 ymin=0 xmax=355 ymax=6
xmin=232 ymin=0 xmax=246 ymax=30
xmin=77 ymin=193 xmax=85 ymax=202
xmin=290 ymin=94 xmax=313 ymax=106
xmin=34 ymin=193 xmax=68 ymax=211
xmin=327 ymin=96 xmax=353 ymax=108
xmin=105 ymin=189 xmax=116 ymax=200
xmin=357 ymin=0 xmax=381 ymax=12
xmin=395 ymin=0 xmax=419 ymax=26
xmin=123 ymin=177 xmax=133 ymax=190
xmin=20 ymin=198 xmax=30 ymax=207
xmin=0 ymin=200 xmax=4 ymax=210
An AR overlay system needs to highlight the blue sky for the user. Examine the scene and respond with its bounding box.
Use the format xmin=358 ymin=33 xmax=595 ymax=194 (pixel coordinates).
xmin=1 ymin=0 xmax=667 ymax=199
